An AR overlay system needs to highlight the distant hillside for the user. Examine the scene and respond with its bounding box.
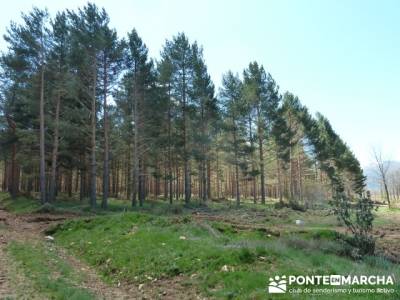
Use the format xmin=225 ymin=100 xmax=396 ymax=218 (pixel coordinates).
xmin=364 ymin=161 xmax=400 ymax=191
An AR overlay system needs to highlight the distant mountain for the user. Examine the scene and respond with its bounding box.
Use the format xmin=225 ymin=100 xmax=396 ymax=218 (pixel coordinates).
xmin=363 ymin=161 xmax=400 ymax=191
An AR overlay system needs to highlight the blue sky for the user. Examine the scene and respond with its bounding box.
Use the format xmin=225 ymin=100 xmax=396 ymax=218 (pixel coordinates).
xmin=1 ymin=0 xmax=399 ymax=166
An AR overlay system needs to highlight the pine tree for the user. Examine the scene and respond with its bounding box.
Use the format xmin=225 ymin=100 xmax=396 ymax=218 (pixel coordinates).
xmin=47 ymin=11 xmax=70 ymax=202
xmin=158 ymin=54 xmax=175 ymax=203
xmin=161 ymin=33 xmax=195 ymax=205
xmin=124 ymin=29 xmax=153 ymax=207
xmin=68 ymin=3 xmax=109 ymax=208
xmin=243 ymin=62 xmax=278 ymax=204
xmin=220 ymin=71 xmax=247 ymax=206
xmin=2 ymin=8 xmax=50 ymax=203
xmin=192 ymin=43 xmax=217 ymax=202
xmin=99 ymin=26 xmax=123 ymax=209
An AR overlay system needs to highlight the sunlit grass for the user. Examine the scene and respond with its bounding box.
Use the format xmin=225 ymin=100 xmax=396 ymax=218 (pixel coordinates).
xmin=7 ymin=241 xmax=94 ymax=300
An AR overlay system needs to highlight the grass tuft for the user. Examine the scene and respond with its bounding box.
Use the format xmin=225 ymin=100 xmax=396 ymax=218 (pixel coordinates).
xmin=7 ymin=241 xmax=94 ymax=300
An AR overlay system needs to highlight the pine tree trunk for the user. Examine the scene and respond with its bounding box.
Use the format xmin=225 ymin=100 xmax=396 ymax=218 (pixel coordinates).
xmin=102 ymin=60 xmax=109 ymax=209
xmin=2 ymin=159 xmax=7 ymax=191
xmin=126 ymin=150 xmax=131 ymax=199
xmin=90 ymin=62 xmax=97 ymax=208
xmin=248 ymin=115 xmax=257 ymax=203
xmin=255 ymin=107 xmax=265 ymax=205
xmin=216 ymin=151 xmax=220 ymax=199
xmin=39 ymin=64 xmax=47 ymax=204
xmin=6 ymin=116 xmax=19 ymax=198
xmin=139 ymin=158 xmax=145 ymax=206
xmin=297 ymin=151 xmax=303 ymax=204
xmin=233 ymin=123 xmax=240 ymax=206
xmin=182 ymin=67 xmax=191 ymax=205
xmin=176 ymin=164 xmax=180 ymax=201
xmin=116 ymin=160 xmax=120 ymax=198
xmin=79 ymin=156 xmax=84 ymax=202
xmin=132 ymin=75 xmax=139 ymax=207
xmin=49 ymin=92 xmax=61 ymax=202
xmin=67 ymin=169 xmax=72 ymax=197
xmin=276 ymin=155 xmax=283 ymax=203
xmin=167 ymin=83 xmax=173 ymax=204
xmin=207 ymin=159 xmax=211 ymax=200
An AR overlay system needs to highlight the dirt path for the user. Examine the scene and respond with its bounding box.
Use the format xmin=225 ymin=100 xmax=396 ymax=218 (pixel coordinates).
xmin=0 ymin=208 xmax=40 ymax=299
xmin=0 ymin=208 xmax=139 ymax=299
xmin=0 ymin=208 xmax=147 ymax=299
xmin=0 ymin=208 xmax=205 ymax=300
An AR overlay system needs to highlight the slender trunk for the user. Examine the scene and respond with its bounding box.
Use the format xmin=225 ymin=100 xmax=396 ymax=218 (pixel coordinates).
xmin=126 ymin=149 xmax=131 ymax=199
xmin=233 ymin=120 xmax=240 ymax=206
xmin=256 ymin=106 xmax=265 ymax=204
xmin=248 ymin=115 xmax=257 ymax=203
xmin=132 ymin=73 xmax=139 ymax=207
xmin=116 ymin=160 xmax=120 ymax=198
xmin=183 ymin=66 xmax=191 ymax=205
xmin=289 ymin=146 xmax=293 ymax=200
xmin=49 ymin=92 xmax=61 ymax=202
xmin=138 ymin=87 xmax=146 ymax=207
xmin=176 ymin=164 xmax=179 ymax=201
xmin=166 ymin=82 xmax=173 ymax=204
xmin=383 ymin=181 xmax=391 ymax=208
xmin=276 ymin=155 xmax=283 ymax=203
xmin=39 ymin=64 xmax=47 ymax=204
xmin=216 ymin=150 xmax=220 ymax=199
xmin=102 ymin=59 xmax=109 ymax=209
xmin=90 ymin=62 xmax=97 ymax=208
xmin=207 ymin=159 xmax=211 ymax=200
xmin=79 ymin=156 xmax=84 ymax=201
xmin=67 ymin=169 xmax=72 ymax=197
xmin=2 ymin=158 xmax=7 ymax=191
xmin=6 ymin=116 xmax=19 ymax=198
xmin=74 ymin=167 xmax=79 ymax=193
xmin=201 ymin=104 xmax=207 ymax=203
xmin=139 ymin=157 xmax=145 ymax=206
xmin=288 ymin=111 xmax=294 ymax=201
xmin=297 ymin=150 xmax=303 ymax=204
xmin=10 ymin=144 xmax=19 ymax=198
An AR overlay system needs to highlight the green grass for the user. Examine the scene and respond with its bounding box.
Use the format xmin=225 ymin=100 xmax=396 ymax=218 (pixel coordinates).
xmin=0 ymin=191 xmax=206 ymax=215
xmin=7 ymin=241 xmax=95 ymax=300
xmin=52 ymin=211 xmax=400 ymax=299
xmin=372 ymin=206 xmax=400 ymax=226
xmin=2 ymin=193 xmax=399 ymax=299
xmin=0 ymin=193 xmax=41 ymax=214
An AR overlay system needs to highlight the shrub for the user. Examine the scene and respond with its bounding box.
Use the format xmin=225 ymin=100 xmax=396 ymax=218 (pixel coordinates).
xmin=237 ymin=248 xmax=256 ymax=264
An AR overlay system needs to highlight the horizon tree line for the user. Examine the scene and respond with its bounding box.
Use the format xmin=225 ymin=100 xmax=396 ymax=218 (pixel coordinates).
xmin=0 ymin=3 xmax=367 ymax=213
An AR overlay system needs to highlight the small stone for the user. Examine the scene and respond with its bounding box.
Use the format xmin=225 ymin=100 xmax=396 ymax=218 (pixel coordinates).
xmin=45 ymin=235 xmax=54 ymax=241
xmin=221 ymin=265 xmax=229 ymax=272
xmin=138 ymin=283 xmax=144 ymax=290
xmin=179 ymin=236 xmax=186 ymax=240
